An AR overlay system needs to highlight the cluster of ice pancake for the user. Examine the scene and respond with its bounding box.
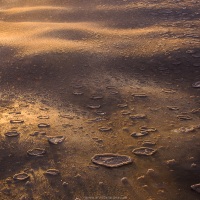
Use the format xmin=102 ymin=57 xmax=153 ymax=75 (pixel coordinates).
xmin=5 ymin=79 xmax=200 ymax=195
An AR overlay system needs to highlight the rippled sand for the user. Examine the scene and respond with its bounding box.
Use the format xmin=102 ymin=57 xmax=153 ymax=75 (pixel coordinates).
xmin=0 ymin=0 xmax=200 ymax=200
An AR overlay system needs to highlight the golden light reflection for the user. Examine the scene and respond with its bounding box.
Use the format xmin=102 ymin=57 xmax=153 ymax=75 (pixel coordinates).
xmin=0 ymin=1 xmax=199 ymax=200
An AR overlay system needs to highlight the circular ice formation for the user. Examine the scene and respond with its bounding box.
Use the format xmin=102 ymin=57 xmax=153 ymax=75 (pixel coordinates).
xmin=99 ymin=127 xmax=112 ymax=132
xmin=87 ymin=105 xmax=101 ymax=109
xmin=13 ymin=173 xmax=30 ymax=181
xmin=27 ymin=148 xmax=46 ymax=156
xmin=131 ymin=131 xmax=149 ymax=137
xmin=47 ymin=136 xmax=65 ymax=145
xmin=37 ymin=116 xmax=49 ymax=119
xmin=10 ymin=120 xmax=24 ymax=124
xmin=44 ymin=169 xmax=60 ymax=176
xmin=38 ymin=123 xmax=50 ymax=128
xmin=91 ymin=153 xmax=133 ymax=168
xmin=5 ymin=131 xmax=20 ymax=137
xmin=132 ymin=147 xmax=157 ymax=156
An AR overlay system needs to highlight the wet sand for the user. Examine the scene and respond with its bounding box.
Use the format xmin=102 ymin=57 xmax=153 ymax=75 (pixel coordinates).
xmin=0 ymin=0 xmax=200 ymax=199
